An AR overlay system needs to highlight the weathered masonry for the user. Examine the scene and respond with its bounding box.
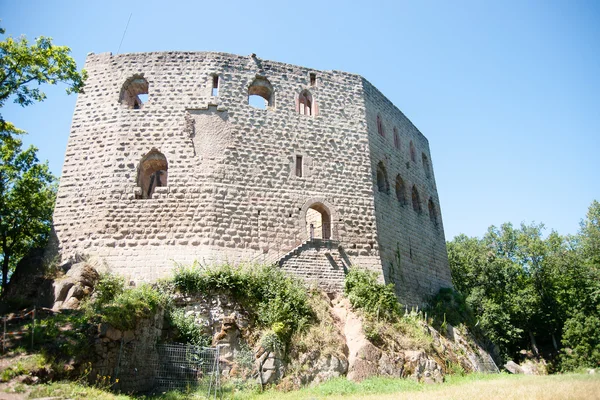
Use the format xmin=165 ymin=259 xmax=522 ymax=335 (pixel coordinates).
xmin=52 ymin=51 xmax=452 ymax=305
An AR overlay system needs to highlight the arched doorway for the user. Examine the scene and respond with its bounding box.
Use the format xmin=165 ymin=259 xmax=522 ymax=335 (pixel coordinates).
xmin=305 ymin=203 xmax=331 ymax=240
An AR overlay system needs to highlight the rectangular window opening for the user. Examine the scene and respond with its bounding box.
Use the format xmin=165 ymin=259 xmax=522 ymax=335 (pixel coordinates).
xmin=212 ymin=75 xmax=219 ymax=96
xmin=310 ymin=73 xmax=316 ymax=87
xmin=295 ymin=155 xmax=303 ymax=177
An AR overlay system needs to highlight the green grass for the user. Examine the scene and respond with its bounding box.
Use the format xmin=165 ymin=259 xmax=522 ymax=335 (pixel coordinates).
xmin=18 ymin=373 xmax=600 ymax=400
xmin=0 ymin=353 xmax=47 ymax=382
xmin=28 ymin=381 xmax=132 ymax=400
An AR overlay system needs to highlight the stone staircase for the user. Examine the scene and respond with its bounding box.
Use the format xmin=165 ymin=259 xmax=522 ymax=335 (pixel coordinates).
xmin=277 ymin=239 xmax=350 ymax=293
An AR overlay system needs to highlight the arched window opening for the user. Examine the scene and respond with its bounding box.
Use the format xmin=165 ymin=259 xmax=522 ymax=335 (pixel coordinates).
xmin=410 ymin=141 xmax=416 ymax=162
xmin=248 ymin=77 xmax=274 ymax=109
xmin=120 ymin=75 xmax=149 ymax=109
xmin=298 ymin=90 xmax=316 ymax=116
xmin=306 ymin=203 xmax=331 ymax=240
xmin=428 ymin=198 xmax=438 ymax=226
xmin=377 ymin=114 xmax=385 ymax=137
xmin=412 ymin=185 xmax=422 ymax=213
xmin=422 ymin=153 xmax=431 ymax=178
xmin=376 ymin=161 xmax=389 ymax=194
xmin=393 ymin=127 xmax=400 ymax=149
xmin=137 ymin=149 xmax=168 ymax=199
xmin=396 ymin=175 xmax=407 ymax=205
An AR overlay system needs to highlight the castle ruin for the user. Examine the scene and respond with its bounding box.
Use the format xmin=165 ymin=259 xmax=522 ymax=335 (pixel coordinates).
xmin=52 ymin=51 xmax=452 ymax=305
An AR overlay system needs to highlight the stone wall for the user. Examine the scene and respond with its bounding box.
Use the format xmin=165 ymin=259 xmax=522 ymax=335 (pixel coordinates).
xmin=362 ymin=79 xmax=452 ymax=304
xmin=52 ymin=51 xmax=451 ymax=305
xmin=91 ymin=309 xmax=164 ymax=393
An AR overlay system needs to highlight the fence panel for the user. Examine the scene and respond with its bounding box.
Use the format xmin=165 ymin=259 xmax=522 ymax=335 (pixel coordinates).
xmin=152 ymin=343 xmax=220 ymax=398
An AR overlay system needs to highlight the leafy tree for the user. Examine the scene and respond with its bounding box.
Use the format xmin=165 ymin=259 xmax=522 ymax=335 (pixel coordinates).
xmin=447 ymin=201 xmax=600 ymax=370
xmin=0 ymin=135 xmax=56 ymax=288
xmin=0 ymin=26 xmax=85 ymax=291
xmin=559 ymin=201 xmax=600 ymax=369
xmin=0 ymin=26 xmax=86 ymax=134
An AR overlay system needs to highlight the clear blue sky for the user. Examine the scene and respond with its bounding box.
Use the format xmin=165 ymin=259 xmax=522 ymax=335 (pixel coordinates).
xmin=2 ymin=0 xmax=599 ymax=240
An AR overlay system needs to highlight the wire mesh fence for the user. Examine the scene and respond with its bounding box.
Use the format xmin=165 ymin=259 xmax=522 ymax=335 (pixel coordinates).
xmin=151 ymin=343 xmax=220 ymax=398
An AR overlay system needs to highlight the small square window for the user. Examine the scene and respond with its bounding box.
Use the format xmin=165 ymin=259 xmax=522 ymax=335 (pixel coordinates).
xmin=310 ymin=73 xmax=316 ymax=87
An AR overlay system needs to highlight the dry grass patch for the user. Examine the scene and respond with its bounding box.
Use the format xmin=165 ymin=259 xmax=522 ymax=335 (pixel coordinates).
xmin=354 ymin=374 xmax=600 ymax=400
xmin=230 ymin=373 xmax=600 ymax=400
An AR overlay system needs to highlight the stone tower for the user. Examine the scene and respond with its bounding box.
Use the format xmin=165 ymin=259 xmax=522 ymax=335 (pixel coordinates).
xmin=52 ymin=51 xmax=452 ymax=305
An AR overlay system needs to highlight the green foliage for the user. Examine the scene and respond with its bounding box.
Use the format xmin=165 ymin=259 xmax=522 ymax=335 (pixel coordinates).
xmin=0 ymin=26 xmax=86 ymax=291
xmin=173 ymin=263 xmax=314 ymax=343
xmin=99 ymin=284 xmax=168 ymax=331
xmin=167 ymin=308 xmax=211 ymax=347
xmin=344 ymin=268 xmax=401 ymax=320
xmin=447 ymin=200 xmax=600 ymax=370
xmin=81 ymin=273 xmax=169 ymax=332
xmin=28 ymin=382 xmax=130 ymax=400
xmin=34 ymin=310 xmax=90 ymax=358
xmin=93 ymin=272 xmax=126 ymax=306
xmin=0 ymin=134 xmax=56 ymax=289
xmin=0 ymin=353 xmax=47 ymax=382
xmin=560 ymin=309 xmax=600 ymax=370
xmin=427 ymin=287 xmax=476 ymax=329
xmin=446 ymin=360 xmax=467 ymax=376
xmin=0 ymin=29 xmax=86 ymax=117
xmin=361 ymin=308 xmax=433 ymax=351
xmin=260 ymin=330 xmax=285 ymax=354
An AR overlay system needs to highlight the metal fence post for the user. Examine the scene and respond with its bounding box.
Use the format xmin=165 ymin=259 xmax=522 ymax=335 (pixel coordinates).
xmin=31 ymin=307 xmax=36 ymax=350
xmin=2 ymin=316 xmax=6 ymax=354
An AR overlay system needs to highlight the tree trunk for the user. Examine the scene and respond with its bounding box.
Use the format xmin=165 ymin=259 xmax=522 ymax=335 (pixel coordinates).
xmin=552 ymin=333 xmax=558 ymax=351
xmin=529 ymin=331 xmax=539 ymax=356
xmin=1 ymin=253 xmax=10 ymax=293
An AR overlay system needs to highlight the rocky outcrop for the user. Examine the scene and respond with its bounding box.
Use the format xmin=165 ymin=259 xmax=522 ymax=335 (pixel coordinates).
xmin=332 ymin=297 xmax=445 ymax=383
xmin=293 ymin=352 xmax=348 ymax=386
xmin=256 ymin=347 xmax=286 ymax=385
xmin=51 ymin=261 xmax=100 ymax=310
xmin=175 ymin=293 xmax=498 ymax=387
xmin=176 ymin=293 xmax=251 ymax=339
xmin=212 ymin=314 xmax=243 ymax=375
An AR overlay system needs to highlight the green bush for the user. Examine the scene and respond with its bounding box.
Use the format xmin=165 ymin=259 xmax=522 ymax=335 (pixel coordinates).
xmin=172 ymin=263 xmax=313 ymax=342
xmin=100 ymin=284 xmax=168 ymax=330
xmin=94 ymin=272 xmax=125 ymax=306
xmin=34 ymin=310 xmax=90 ymax=358
xmin=427 ymin=287 xmax=477 ymax=331
xmin=344 ymin=268 xmax=401 ymax=320
xmin=560 ymin=309 xmax=600 ymax=371
xmin=167 ymin=308 xmax=211 ymax=347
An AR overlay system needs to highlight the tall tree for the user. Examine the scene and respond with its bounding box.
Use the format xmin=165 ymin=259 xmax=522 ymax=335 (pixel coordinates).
xmin=447 ymin=201 xmax=600 ymax=370
xmin=0 ymin=27 xmax=85 ymax=291
xmin=0 ymin=135 xmax=55 ymax=288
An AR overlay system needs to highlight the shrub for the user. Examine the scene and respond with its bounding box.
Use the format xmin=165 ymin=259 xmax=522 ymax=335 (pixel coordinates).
xmin=167 ymin=308 xmax=211 ymax=347
xmin=362 ymin=309 xmax=434 ymax=351
xmin=427 ymin=287 xmax=477 ymax=331
xmin=344 ymin=268 xmax=401 ymax=320
xmin=94 ymin=273 xmax=125 ymax=306
xmin=100 ymin=284 xmax=168 ymax=330
xmin=559 ymin=309 xmax=600 ymax=371
xmin=0 ymin=354 xmax=48 ymax=382
xmin=172 ymin=263 xmax=314 ymax=343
